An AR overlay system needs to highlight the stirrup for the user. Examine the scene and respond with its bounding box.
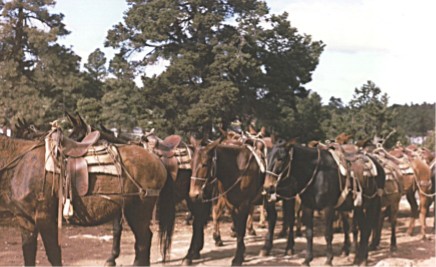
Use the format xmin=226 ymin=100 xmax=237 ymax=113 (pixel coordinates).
xmin=63 ymin=198 xmax=74 ymax=218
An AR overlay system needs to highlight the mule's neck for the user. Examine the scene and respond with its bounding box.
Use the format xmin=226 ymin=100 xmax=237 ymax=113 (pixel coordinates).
xmin=290 ymin=144 xmax=321 ymax=187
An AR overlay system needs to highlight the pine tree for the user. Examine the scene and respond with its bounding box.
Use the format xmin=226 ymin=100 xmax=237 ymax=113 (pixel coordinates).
xmin=0 ymin=0 xmax=81 ymax=126
xmin=105 ymin=0 xmax=324 ymax=135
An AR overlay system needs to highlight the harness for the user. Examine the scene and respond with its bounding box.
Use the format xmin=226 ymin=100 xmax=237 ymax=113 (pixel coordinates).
xmin=265 ymin=147 xmax=321 ymax=201
xmin=190 ymin=145 xmax=258 ymax=203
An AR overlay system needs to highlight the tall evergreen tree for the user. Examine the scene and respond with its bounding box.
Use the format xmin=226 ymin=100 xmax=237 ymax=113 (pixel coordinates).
xmin=0 ymin=0 xmax=81 ymax=126
xmin=105 ymin=0 xmax=324 ymax=135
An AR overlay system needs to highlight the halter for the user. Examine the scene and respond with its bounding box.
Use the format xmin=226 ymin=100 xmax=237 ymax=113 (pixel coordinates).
xmin=190 ymin=145 xmax=255 ymax=203
xmin=265 ymin=146 xmax=321 ymax=201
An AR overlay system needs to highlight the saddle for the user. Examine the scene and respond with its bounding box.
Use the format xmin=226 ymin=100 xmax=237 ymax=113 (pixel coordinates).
xmin=46 ymin=130 xmax=121 ymax=197
xmin=60 ymin=130 xmax=101 ymax=157
xmin=143 ymin=133 xmax=190 ymax=179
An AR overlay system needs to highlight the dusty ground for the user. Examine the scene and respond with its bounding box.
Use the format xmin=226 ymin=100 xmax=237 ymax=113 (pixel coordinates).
xmin=0 ymin=197 xmax=435 ymax=266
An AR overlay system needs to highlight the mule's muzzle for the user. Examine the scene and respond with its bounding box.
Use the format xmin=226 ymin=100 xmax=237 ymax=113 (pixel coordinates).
xmin=262 ymin=186 xmax=278 ymax=202
xmin=189 ymin=189 xmax=203 ymax=202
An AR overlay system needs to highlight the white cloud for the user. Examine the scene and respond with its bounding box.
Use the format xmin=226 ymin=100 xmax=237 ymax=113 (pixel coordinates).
xmin=268 ymin=0 xmax=436 ymax=104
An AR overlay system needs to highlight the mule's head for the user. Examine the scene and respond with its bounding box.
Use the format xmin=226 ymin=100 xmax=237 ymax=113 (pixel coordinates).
xmin=65 ymin=111 xmax=90 ymax=141
xmin=189 ymin=136 xmax=220 ymax=200
xmin=263 ymin=138 xmax=293 ymax=200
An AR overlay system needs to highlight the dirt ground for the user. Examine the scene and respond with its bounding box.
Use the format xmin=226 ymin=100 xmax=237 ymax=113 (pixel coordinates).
xmin=0 ymin=197 xmax=435 ymax=266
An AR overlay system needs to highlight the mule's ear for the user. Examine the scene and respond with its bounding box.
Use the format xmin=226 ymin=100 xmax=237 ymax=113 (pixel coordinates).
xmin=190 ymin=135 xmax=199 ymax=148
xmin=286 ymin=137 xmax=298 ymax=148
xmin=248 ymin=124 xmax=256 ymax=135
xmin=260 ymin=126 xmax=266 ymax=137
xmin=218 ymin=127 xmax=227 ymax=138
xmin=17 ymin=118 xmax=24 ymax=128
xmin=65 ymin=111 xmax=77 ymax=126
xmin=270 ymin=132 xmax=277 ymax=145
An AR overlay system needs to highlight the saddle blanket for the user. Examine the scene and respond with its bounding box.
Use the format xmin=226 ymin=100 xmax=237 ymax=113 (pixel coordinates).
xmin=45 ymin=138 xmax=121 ymax=176
xmin=174 ymin=147 xmax=192 ymax=170
xmin=329 ymin=149 xmax=377 ymax=177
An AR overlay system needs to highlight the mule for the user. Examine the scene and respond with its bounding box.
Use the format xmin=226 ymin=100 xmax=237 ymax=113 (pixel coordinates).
xmin=63 ymin=112 xmax=212 ymax=266
xmin=379 ymin=145 xmax=432 ymax=239
xmin=0 ymin=131 xmax=175 ymax=266
xmin=189 ymin=134 xmax=264 ymax=266
xmin=264 ymin=139 xmax=384 ymax=266
xmin=368 ymin=152 xmax=403 ymax=252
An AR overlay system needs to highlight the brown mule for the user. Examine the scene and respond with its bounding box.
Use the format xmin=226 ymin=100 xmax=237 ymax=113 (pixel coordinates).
xmin=0 ymin=134 xmax=175 ymax=266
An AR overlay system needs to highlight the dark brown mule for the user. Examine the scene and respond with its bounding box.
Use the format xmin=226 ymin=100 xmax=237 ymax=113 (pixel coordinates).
xmin=64 ymin=112 xmax=206 ymax=266
xmin=264 ymin=139 xmax=385 ymax=266
xmin=210 ymin=129 xmax=268 ymax=247
xmin=0 ymin=132 xmax=175 ymax=266
xmin=385 ymin=145 xmax=432 ymax=240
xmin=189 ymin=134 xmax=264 ymax=266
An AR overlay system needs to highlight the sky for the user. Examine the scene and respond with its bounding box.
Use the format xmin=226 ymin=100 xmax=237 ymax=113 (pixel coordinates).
xmin=53 ymin=0 xmax=436 ymax=105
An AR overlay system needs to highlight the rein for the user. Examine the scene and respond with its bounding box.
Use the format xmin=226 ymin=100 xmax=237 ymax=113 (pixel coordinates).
xmin=194 ymin=146 xmax=255 ymax=203
xmin=267 ymin=147 xmax=321 ymax=201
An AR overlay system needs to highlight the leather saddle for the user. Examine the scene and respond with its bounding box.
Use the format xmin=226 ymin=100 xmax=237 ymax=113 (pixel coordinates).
xmin=61 ymin=131 xmax=101 ymax=157
xmin=57 ymin=131 xmax=101 ymax=196
xmin=143 ymin=133 xmax=182 ymax=180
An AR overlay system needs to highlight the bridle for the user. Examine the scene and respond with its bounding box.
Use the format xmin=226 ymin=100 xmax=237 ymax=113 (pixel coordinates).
xmin=264 ymin=146 xmax=321 ymax=201
xmin=190 ymin=145 xmax=255 ymax=203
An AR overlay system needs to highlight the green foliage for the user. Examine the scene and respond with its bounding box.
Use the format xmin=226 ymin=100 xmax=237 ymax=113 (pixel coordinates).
xmin=0 ymin=0 xmax=82 ymax=127
xmin=105 ymin=0 xmax=324 ymax=135
xmin=0 ymin=0 xmax=433 ymax=146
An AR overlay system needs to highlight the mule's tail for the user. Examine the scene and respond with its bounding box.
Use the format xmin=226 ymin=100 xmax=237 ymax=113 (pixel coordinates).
xmin=157 ymin=172 xmax=175 ymax=262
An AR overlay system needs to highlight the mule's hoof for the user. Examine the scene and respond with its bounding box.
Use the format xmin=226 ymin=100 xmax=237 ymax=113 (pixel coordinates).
xmin=259 ymin=249 xmax=270 ymax=257
xmin=248 ymin=229 xmax=256 ymax=236
xmin=390 ymin=246 xmax=398 ymax=253
xmin=215 ymin=240 xmax=224 ymax=247
xmin=231 ymin=258 xmax=244 ymax=266
xmin=104 ymin=260 xmax=116 ymax=267
xmin=296 ymin=230 xmax=303 ymax=237
xmin=341 ymin=249 xmax=350 ymax=257
xmin=324 ymin=260 xmax=333 ymax=266
xmin=192 ymin=252 xmax=201 ymax=260
xmin=302 ymin=260 xmax=311 ymax=266
xmin=284 ymin=249 xmax=294 ymax=256
xmin=182 ymin=257 xmax=193 ymax=266
xmin=368 ymin=244 xmax=379 ymax=251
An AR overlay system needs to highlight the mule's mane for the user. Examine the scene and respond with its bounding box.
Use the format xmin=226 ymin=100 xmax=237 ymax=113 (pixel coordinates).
xmin=0 ymin=136 xmax=41 ymax=169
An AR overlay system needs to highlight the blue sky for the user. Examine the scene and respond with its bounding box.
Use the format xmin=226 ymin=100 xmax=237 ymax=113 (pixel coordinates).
xmin=53 ymin=0 xmax=436 ymax=105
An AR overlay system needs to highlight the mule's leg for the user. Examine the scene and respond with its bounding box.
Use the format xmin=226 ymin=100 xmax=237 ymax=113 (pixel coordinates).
xmin=323 ymin=206 xmax=335 ymax=266
xmin=389 ymin=203 xmax=399 ymax=252
xmin=258 ymin=204 xmax=267 ymax=228
xmin=406 ymin=190 xmax=418 ymax=236
xmin=302 ymin=207 xmax=314 ymax=266
xmin=182 ymin=202 xmax=209 ymax=265
xmin=246 ymin=205 xmax=256 ymax=236
xmin=19 ymin=225 xmax=38 ymax=266
xmin=418 ymin=194 xmax=430 ymax=240
xmin=124 ymin=201 xmax=155 ymax=266
xmin=354 ymin=201 xmax=380 ymax=266
xmin=284 ymin=199 xmax=296 ymax=256
xmin=340 ymin=211 xmax=351 ymax=256
xmin=105 ymin=215 xmax=123 ymax=266
xmin=212 ymin=198 xmax=224 ymax=246
xmin=231 ymin=207 xmax=249 ymax=266
xmin=279 ymin=200 xmax=289 ymax=238
xmin=38 ymin=216 xmax=62 ymax=266
xmin=295 ymin=199 xmax=303 ymax=237
xmin=369 ymin=207 xmax=384 ymax=251
xmin=260 ymin=201 xmax=277 ymax=256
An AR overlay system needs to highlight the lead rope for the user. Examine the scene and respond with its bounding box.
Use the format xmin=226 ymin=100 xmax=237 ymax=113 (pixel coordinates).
xmin=201 ymin=148 xmax=255 ymax=203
